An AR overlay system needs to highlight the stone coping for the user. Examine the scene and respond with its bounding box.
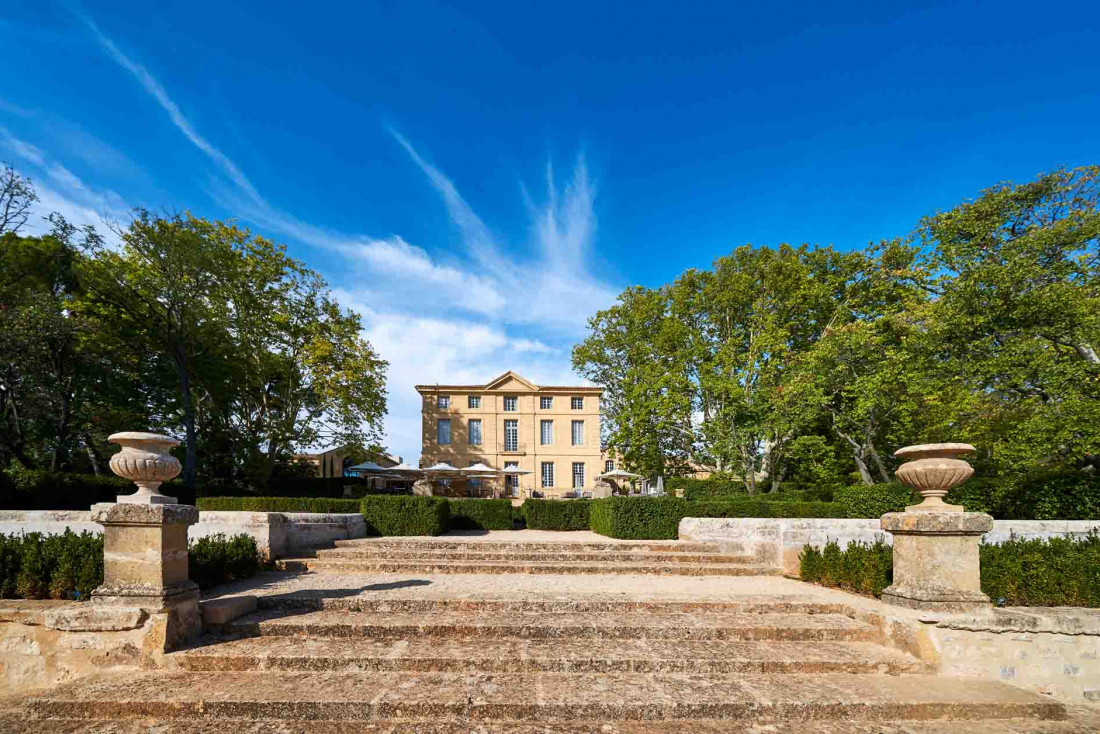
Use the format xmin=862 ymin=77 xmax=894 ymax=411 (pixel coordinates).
xmin=881 ymin=511 xmax=993 ymax=534
xmin=91 ymin=503 xmax=199 ymax=525
xmin=939 ymin=607 xmax=1100 ymax=636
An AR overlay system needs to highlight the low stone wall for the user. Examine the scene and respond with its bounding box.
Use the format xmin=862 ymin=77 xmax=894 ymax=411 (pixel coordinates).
xmin=679 ymin=517 xmax=1100 ymax=576
xmin=0 ymin=510 xmax=367 ymax=560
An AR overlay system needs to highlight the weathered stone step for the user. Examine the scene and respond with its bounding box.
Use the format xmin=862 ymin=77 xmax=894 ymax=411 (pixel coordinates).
xmin=172 ymin=636 xmax=928 ymax=675
xmin=275 ymin=558 xmax=780 ymax=576
xmin=220 ymin=608 xmax=879 ymax=642
xmin=24 ymin=671 xmax=1065 ymax=722
xmin=251 ymin=595 xmax=850 ymax=616
xmin=6 ymin=717 xmax=1091 ymax=734
xmin=334 ymin=539 xmax=724 ymax=553
xmin=313 ymin=548 xmax=760 ymax=564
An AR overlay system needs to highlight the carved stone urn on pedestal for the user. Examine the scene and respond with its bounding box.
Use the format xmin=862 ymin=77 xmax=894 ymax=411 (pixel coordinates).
xmin=108 ymin=432 xmax=182 ymax=504
xmin=880 ymin=442 xmax=994 ymax=615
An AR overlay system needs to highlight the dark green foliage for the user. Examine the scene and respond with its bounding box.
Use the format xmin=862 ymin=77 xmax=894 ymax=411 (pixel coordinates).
xmin=834 ymin=483 xmax=916 ymax=518
xmin=448 ymin=499 xmax=514 ymax=530
xmin=196 ymin=496 xmax=362 ymax=513
xmin=0 ymin=469 xmax=132 ymax=510
xmin=188 ymin=533 xmax=262 ymax=590
xmin=589 ymin=497 xmax=688 ymax=539
xmin=980 ymin=533 xmax=1100 ymax=607
xmin=799 ymin=538 xmax=893 ymax=597
xmin=670 ymin=477 xmax=745 ymax=502
xmin=523 ymin=499 xmax=591 ymax=530
xmin=0 ymin=531 xmax=103 ymax=600
xmin=361 ymin=495 xmax=450 ymax=536
xmin=944 ymin=471 xmax=1100 ymax=520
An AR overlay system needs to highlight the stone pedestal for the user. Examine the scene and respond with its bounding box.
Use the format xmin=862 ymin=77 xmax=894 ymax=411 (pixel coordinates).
xmin=881 ymin=510 xmax=993 ymax=614
xmin=90 ymin=502 xmax=202 ymax=649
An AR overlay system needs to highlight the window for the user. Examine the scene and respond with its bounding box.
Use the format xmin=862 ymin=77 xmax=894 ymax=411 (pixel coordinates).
xmin=505 ymin=461 xmax=519 ymax=492
xmin=504 ymin=419 xmax=519 ymax=451
xmin=540 ymin=420 xmax=554 ymax=445
xmin=605 ymin=460 xmax=615 ymax=473
xmin=468 ymin=396 xmax=480 ymax=409
xmin=571 ymin=396 xmax=584 ymax=410
xmin=540 ymin=396 xmax=553 ymax=410
xmin=468 ymin=419 xmax=482 ymax=445
xmin=541 ymin=462 xmax=554 ymax=488
xmin=437 ymin=419 xmax=451 ymax=445
xmin=572 ymin=462 xmax=585 ymax=488
xmin=571 ymin=420 xmax=584 ymax=446
xmin=437 ymin=395 xmax=450 ymax=409
xmin=504 ymin=396 xmax=517 ymax=412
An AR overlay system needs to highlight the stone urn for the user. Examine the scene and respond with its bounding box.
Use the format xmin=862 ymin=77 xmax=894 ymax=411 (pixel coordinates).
xmin=108 ymin=432 xmax=182 ymax=504
xmin=893 ymin=443 xmax=975 ymax=512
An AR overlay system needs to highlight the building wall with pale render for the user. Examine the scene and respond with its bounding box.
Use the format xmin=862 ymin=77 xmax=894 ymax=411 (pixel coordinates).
xmin=417 ymin=372 xmax=602 ymax=496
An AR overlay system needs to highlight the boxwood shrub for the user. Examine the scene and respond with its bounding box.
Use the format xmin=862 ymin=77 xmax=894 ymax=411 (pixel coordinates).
xmin=0 ymin=530 xmax=103 ymax=600
xmin=799 ymin=539 xmax=893 ymax=597
xmin=980 ymin=532 xmax=1100 ymax=607
xmin=448 ymin=499 xmax=514 ymax=530
xmin=361 ymin=495 xmax=450 ymax=536
xmin=589 ymin=497 xmax=688 ymax=540
xmin=196 ymin=496 xmax=362 ymax=513
xmin=187 ymin=533 xmax=262 ymax=590
xmin=834 ymin=483 xmax=916 ymax=518
xmin=524 ymin=499 xmax=591 ymax=530
xmin=690 ymin=499 xmax=845 ymax=519
xmin=669 ymin=477 xmax=746 ymax=502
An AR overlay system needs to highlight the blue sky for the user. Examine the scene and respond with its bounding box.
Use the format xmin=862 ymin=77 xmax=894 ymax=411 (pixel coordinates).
xmin=2 ymin=1 xmax=1098 ymax=462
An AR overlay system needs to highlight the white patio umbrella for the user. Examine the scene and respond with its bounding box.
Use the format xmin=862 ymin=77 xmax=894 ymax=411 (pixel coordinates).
xmin=347 ymin=461 xmax=390 ymax=473
xmin=422 ymin=462 xmax=460 ymax=472
xmin=464 ymin=462 xmax=501 ymax=474
xmin=595 ymin=469 xmax=642 ymax=480
xmin=501 ymin=466 xmax=533 ymax=475
xmin=387 ymin=462 xmax=422 ymax=473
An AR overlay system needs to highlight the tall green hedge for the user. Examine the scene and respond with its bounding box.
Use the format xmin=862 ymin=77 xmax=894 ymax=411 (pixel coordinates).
xmin=980 ymin=533 xmax=1100 ymax=607
xmin=589 ymin=497 xmax=688 ymax=539
xmin=196 ymin=496 xmax=362 ymax=513
xmin=0 ymin=469 xmax=132 ymax=510
xmin=691 ymin=499 xmax=845 ymax=519
xmin=669 ymin=477 xmax=745 ymax=501
xmin=448 ymin=499 xmax=514 ymax=530
xmin=361 ymin=495 xmax=450 ymax=536
xmin=524 ymin=499 xmax=591 ymax=530
xmin=188 ymin=533 xmax=262 ymax=590
xmin=834 ymin=483 xmax=916 ymax=518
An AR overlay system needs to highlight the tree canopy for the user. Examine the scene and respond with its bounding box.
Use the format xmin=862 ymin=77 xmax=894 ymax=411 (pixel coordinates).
xmin=574 ymin=166 xmax=1100 ymax=490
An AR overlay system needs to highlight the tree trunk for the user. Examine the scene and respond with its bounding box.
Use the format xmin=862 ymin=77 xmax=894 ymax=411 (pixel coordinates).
xmin=173 ymin=350 xmax=197 ymax=488
xmin=853 ymin=453 xmax=875 ymax=486
xmin=83 ymin=433 xmax=104 ymax=476
xmin=868 ymin=443 xmax=891 ymax=484
xmin=50 ymin=382 xmax=73 ymax=472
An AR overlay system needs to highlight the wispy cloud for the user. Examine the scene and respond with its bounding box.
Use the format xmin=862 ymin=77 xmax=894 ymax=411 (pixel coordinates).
xmin=83 ymin=17 xmax=263 ymax=206
xmin=80 ymin=15 xmax=617 ymax=461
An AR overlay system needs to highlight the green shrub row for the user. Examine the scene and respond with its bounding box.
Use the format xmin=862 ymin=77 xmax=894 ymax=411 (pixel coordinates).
xmin=361 ymin=495 xmax=450 ymax=536
xmin=691 ymin=499 xmax=845 ymax=519
xmin=590 ymin=497 xmax=687 ymax=539
xmin=0 ymin=530 xmax=103 ymax=600
xmin=0 ymin=469 xmax=133 ymax=511
xmin=0 ymin=531 xmax=261 ymax=598
xmin=523 ymin=499 xmax=591 ymax=530
xmin=834 ymin=483 xmax=916 ymax=518
xmin=980 ymin=533 xmax=1100 ymax=607
xmin=799 ymin=539 xmax=893 ymax=597
xmin=188 ymin=533 xmax=262 ymax=590
xmin=196 ymin=496 xmax=362 ymax=513
xmin=448 ymin=499 xmax=514 ymax=530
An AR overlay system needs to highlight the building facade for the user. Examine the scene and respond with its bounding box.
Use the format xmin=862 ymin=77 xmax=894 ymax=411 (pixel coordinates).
xmin=417 ymin=371 xmax=603 ymax=497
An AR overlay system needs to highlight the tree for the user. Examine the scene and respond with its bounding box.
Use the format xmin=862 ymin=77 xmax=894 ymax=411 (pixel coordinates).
xmin=0 ymin=163 xmax=38 ymax=236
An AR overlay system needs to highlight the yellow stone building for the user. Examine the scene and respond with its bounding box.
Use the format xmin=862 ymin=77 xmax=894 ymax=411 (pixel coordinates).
xmin=417 ymin=371 xmax=604 ymax=497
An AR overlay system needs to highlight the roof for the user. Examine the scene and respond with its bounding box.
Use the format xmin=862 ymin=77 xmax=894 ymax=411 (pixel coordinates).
xmin=415 ymin=370 xmax=602 ymax=394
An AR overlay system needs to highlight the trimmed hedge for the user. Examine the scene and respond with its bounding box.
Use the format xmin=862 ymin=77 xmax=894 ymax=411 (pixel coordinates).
xmin=196 ymin=496 xmax=361 ymax=513
xmin=834 ymin=483 xmax=916 ymax=518
xmin=188 ymin=533 xmax=262 ymax=591
xmin=0 ymin=530 xmax=103 ymax=600
xmin=524 ymin=499 xmax=591 ymax=530
xmin=670 ymin=477 xmax=745 ymax=502
xmin=589 ymin=497 xmax=688 ymax=540
xmin=980 ymin=533 xmax=1100 ymax=607
xmin=361 ymin=495 xmax=450 ymax=536
xmin=690 ymin=499 xmax=844 ymax=519
xmin=448 ymin=499 xmax=514 ymax=530
xmin=799 ymin=539 xmax=893 ymax=597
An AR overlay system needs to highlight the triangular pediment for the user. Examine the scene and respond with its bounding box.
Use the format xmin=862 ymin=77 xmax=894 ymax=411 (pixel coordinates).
xmin=485 ymin=371 xmax=538 ymax=391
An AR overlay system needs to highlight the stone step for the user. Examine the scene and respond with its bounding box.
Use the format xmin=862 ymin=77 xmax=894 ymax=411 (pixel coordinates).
xmin=172 ymin=636 xmax=929 ymax=675
xmin=333 ymin=539 xmax=724 ymax=553
xmin=275 ymin=558 xmax=781 ymax=576
xmin=313 ymin=548 xmax=760 ymax=564
xmin=219 ymin=608 xmax=880 ymax=642
xmin=3 ymin=718 xmax=1092 ymax=734
xmin=252 ymin=595 xmax=851 ymax=616
xmin=23 ymin=671 xmax=1065 ymax=722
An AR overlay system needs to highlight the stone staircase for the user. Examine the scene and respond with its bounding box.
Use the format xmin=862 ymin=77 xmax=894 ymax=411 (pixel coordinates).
xmin=275 ymin=537 xmax=783 ymax=576
xmin=10 ymin=536 xmax=1078 ymax=731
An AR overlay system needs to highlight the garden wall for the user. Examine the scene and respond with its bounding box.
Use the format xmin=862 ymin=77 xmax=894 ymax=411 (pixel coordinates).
xmin=679 ymin=517 xmax=1100 ymax=575
xmin=0 ymin=510 xmax=367 ymax=561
